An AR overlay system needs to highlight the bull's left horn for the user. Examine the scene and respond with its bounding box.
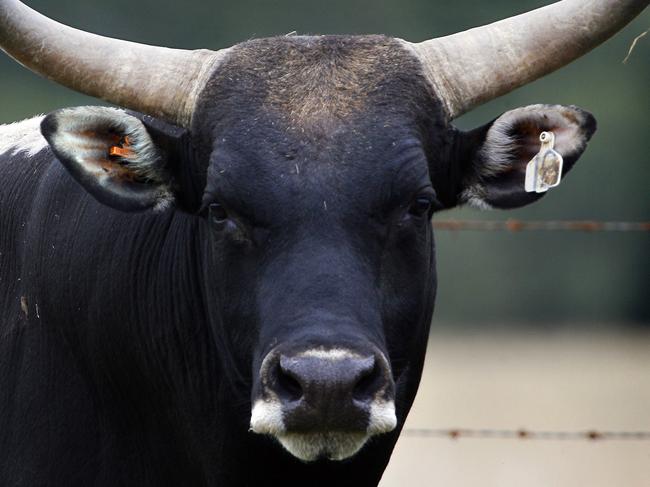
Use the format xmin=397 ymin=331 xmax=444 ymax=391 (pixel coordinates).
xmin=0 ymin=0 xmax=229 ymax=127
xmin=404 ymin=0 xmax=648 ymax=120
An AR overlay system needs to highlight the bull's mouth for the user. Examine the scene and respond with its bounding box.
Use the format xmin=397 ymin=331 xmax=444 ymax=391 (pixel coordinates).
xmin=250 ymin=397 xmax=397 ymax=462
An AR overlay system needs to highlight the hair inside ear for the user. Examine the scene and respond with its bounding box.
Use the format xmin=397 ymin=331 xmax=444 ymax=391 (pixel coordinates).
xmin=41 ymin=107 xmax=174 ymax=212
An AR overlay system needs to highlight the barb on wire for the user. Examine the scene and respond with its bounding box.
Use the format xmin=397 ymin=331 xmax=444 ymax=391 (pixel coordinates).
xmin=432 ymin=219 xmax=650 ymax=232
xmin=402 ymin=428 xmax=650 ymax=441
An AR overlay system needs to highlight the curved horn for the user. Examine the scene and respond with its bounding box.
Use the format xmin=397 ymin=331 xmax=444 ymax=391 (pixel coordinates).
xmin=405 ymin=0 xmax=648 ymax=119
xmin=0 ymin=0 xmax=228 ymax=127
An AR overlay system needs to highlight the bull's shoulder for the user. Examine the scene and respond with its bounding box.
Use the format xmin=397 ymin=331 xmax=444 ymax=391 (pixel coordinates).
xmin=0 ymin=115 xmax=48 ymax=158
xmin=0 ymin=115 xmax=56 ymax=207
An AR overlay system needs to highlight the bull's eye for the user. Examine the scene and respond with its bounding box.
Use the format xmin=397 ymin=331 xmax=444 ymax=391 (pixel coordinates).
xmin=208 ymin=202 xmax=228 ymax=224
xmin=408 ymin=196 xmax=433 ymax=217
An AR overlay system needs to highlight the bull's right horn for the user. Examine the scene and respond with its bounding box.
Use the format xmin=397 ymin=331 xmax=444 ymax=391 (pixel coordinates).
xmin=0 ymin=0 xmax=229 ymax=127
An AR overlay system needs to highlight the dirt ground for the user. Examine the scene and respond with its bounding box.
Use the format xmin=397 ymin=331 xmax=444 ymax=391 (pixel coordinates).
xmin=380 ymin=329 xmax=650 ymax=487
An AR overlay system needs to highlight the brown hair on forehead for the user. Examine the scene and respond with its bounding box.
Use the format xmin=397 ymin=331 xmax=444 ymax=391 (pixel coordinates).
xmin=209 ymin=35 xmax=431 ymax=129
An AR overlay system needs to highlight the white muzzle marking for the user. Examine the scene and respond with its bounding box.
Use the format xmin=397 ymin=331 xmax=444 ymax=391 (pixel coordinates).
xmin=249 ymin=347 xmax=397 ymax=462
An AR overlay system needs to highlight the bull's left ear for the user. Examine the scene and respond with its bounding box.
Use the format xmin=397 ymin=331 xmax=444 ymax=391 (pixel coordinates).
xmin=451 ymin=104 xmax=596 ymax=209
xmin=41 ymin=106 xmax=184 ymax=212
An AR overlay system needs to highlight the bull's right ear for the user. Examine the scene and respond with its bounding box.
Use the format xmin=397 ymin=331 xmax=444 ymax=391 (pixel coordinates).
xmin=41 ymin=107 xmax=177 ymax=212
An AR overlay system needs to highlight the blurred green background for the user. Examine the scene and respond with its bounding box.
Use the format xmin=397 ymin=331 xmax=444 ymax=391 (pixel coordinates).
xmin=1 ymin=0 xmax=648 ymax=327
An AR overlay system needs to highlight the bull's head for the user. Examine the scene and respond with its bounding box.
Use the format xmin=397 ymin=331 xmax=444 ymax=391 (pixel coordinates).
xmin=1 ymin=0 xmax=645 ymax=466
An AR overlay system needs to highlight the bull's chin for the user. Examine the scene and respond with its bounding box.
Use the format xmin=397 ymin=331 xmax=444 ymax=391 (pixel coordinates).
xmin=276 ymin=432 xmax=369 ymax=462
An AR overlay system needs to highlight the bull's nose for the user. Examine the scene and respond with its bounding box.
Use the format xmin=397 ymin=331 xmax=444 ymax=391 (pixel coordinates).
xmin=279 ymin=352 xmax=376 ymax=408
xmin=265 ymin=349 xmax=393 ymax=432
xmin=250 ymin=348 xmax=397 ymax=461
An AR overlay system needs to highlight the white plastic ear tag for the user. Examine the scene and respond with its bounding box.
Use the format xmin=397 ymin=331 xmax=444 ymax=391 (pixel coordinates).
xmin=525 ymin=131 xmax=563 ymax=193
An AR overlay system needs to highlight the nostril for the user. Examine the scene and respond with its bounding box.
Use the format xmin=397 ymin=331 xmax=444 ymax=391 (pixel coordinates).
xmin=352 ymin=359 xmax=382 ymax=403
xmin=275 ymin=363 xmax=303 ymax=402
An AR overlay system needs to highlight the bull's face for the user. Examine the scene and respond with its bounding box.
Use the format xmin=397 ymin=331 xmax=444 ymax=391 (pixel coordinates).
xmin=194 ymin=38 xmax=442 ymax=460
xmin=39 ymin=35 xmax=596 ymax=463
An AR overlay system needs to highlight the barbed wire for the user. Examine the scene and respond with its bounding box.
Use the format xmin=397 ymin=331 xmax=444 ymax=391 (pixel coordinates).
xmin=411 ymin=220 xmax=649 ymax=442
xmin=402 ymin=428 xmax=650 ymax=441
xmin=432 ymin=219 xmax=650 ymax=232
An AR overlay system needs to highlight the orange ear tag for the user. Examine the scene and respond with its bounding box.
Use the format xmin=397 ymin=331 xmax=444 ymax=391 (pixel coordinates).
xmin=109 ymin=146 xmax=131 ymax=157
xmin=525 ymin=131 xmax=563 ymax=193
xmin=108 ymin=136 xmax=134 ymax=158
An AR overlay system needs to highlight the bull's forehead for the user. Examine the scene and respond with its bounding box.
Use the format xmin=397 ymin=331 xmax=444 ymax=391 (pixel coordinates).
xmin=196 ymin=35 xmax=441 ymax=135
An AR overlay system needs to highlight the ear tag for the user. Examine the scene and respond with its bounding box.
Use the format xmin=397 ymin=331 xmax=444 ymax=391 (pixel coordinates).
xmin=108 ymin=136 xmax=134 ymax=158
xmin=525 ymin=131 xmax=564 ymax=193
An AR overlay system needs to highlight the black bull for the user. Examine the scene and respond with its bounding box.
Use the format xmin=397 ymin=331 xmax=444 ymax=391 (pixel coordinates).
xmin=0 ymin=1 xmax=644 ymax=485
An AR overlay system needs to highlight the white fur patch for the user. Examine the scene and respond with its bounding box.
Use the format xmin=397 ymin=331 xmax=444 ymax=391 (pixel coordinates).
xmin=250 ymin=397 xmax=286 ymax=436
xmin=367 ymin=400 xmax=397 ymax=435
xmin=0 ymin=116 xmax=47 ymax=157
xmin=459 ymin=187 xmax=493 ymax=210
xmin=297 ymin=348 xmax=363 ymax=361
